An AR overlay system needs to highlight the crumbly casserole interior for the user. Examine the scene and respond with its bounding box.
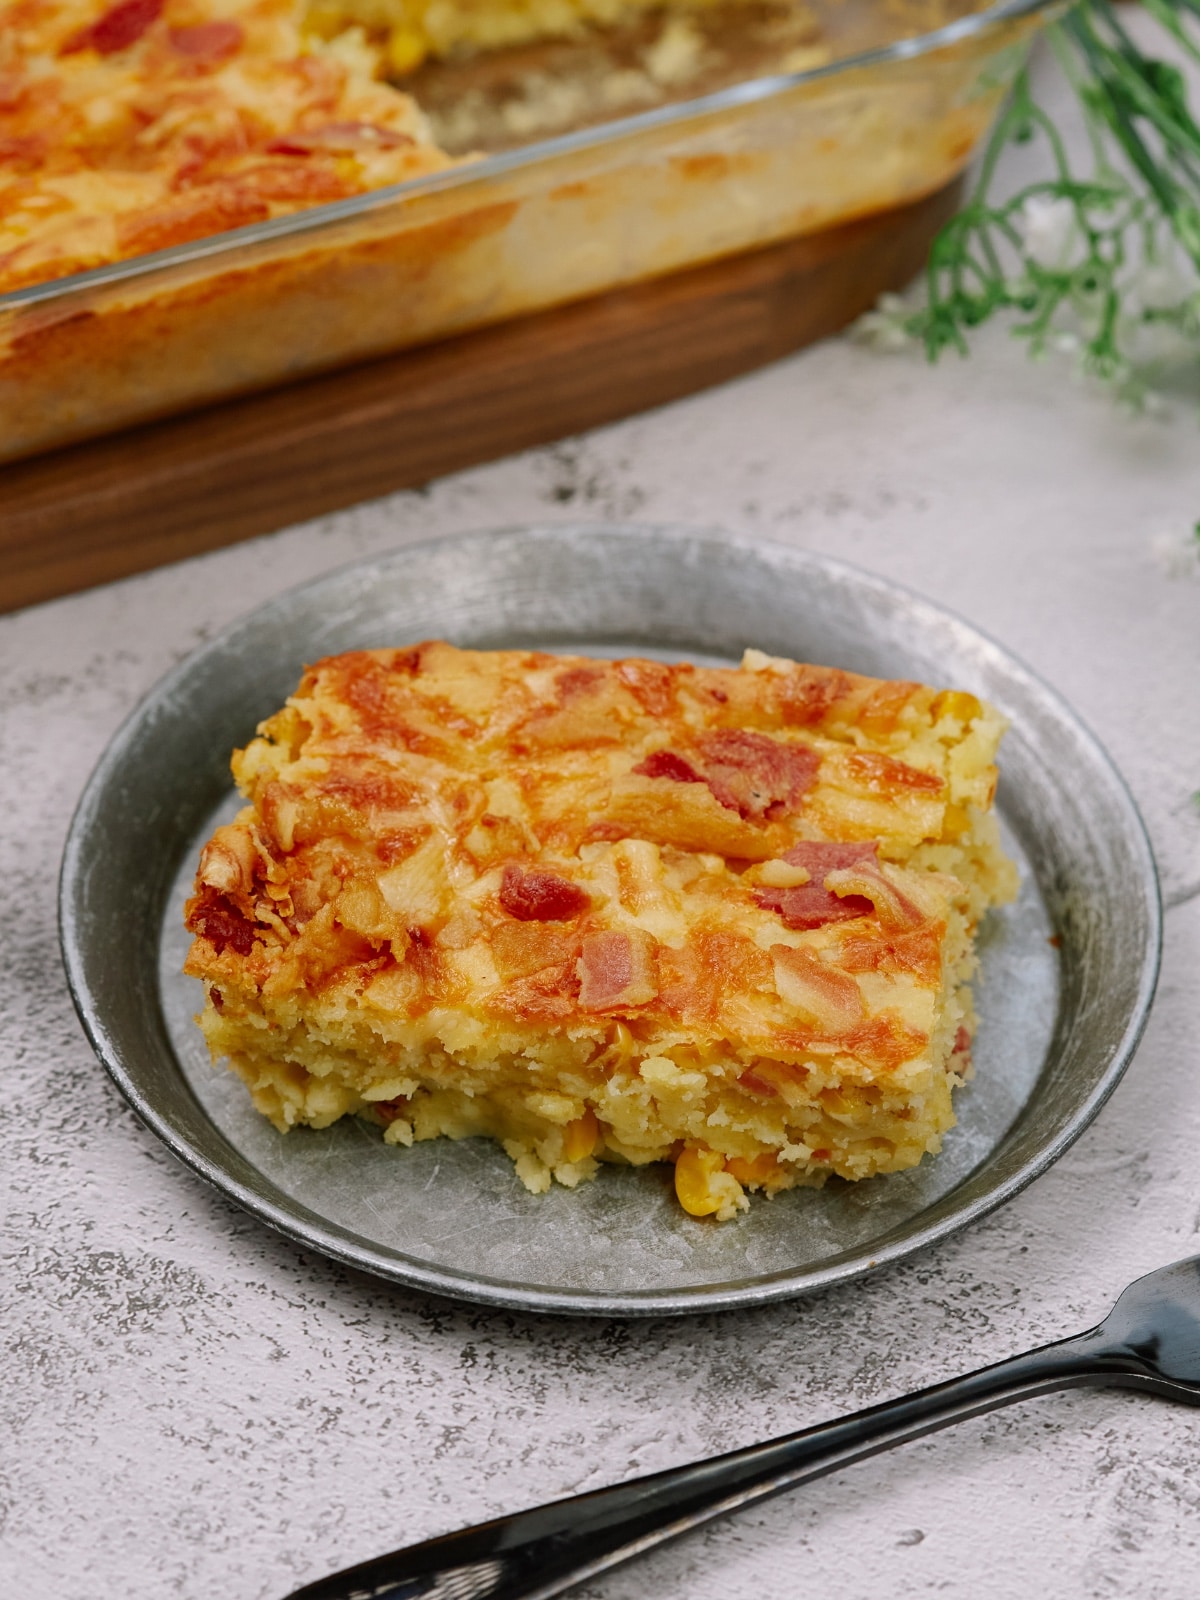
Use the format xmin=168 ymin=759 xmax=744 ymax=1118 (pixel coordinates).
xmin=183 ymin=642 xmax=1017 ymax=1219
xmin=308 ymin=0 xmax=740 ymax=69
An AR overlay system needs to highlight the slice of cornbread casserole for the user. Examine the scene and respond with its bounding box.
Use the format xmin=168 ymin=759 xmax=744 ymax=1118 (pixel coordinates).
xmin=184 ymin=642 xmax=1017 ymax=1219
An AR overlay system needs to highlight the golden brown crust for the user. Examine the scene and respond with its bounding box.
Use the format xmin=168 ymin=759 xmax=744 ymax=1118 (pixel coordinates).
xmin=181 ymin=643 xmax=1016 ymax=1219
xmin=184 ymin=643 xmax=1007 ymax=1023
xmin=0 ymin=0 xmax=1007 ymax=467
xmin=0 ymin=0 xmax=449 ymax=294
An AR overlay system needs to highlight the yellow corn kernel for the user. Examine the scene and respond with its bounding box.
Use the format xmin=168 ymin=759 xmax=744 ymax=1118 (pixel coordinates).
xmin=941 ymin=801 xmax=971 ymax=840
xmin=387 ymin=25 xmax=428 ymax=74
xmin=300 ymin=1 xmax=345 ymax=39
xmin=859 ymin=681 xmax=915 ymax=738
xmin=600 ymin=1020 xmax=636 ymax=1076
xmin=931 ymin=690 xmax=982 ymax=727
xmin=819 ymin=1085 xmax=854 ymax=1115
xmin=674 ymin=1147 xmax=727 ymax=1216
xmin=562 ymin=1110 xmax=599 ymax=1165
xmin=725 ymin=1151 xmax=779 ymax=1188
xmin=260 ymin=704 xmax=312 ymax=760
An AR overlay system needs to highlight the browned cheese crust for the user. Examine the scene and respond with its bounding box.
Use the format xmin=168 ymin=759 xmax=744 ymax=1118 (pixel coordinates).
xmin=184 ymin=642 xmax=1017 ymax=1218
xmin=0 ymin=0 xmax=449 ymax=295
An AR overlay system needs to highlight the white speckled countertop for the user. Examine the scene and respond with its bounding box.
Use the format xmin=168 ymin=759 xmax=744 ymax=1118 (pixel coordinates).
xmin=5 ymin=43 xmax=1200 ymax=1600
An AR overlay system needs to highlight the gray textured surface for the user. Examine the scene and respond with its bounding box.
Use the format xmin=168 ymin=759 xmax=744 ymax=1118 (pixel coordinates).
xmin=6 ymin=62 xmax=1200 ymax=1600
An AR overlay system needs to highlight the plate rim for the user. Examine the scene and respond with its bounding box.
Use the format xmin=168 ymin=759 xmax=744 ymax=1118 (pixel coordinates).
xmin=59 ymin=523 xmax=1163 ymax=1316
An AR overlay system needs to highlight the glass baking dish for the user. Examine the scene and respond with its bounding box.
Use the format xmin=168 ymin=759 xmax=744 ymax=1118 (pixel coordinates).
xmin=0 ymin=0 xmax=1056 ymax=466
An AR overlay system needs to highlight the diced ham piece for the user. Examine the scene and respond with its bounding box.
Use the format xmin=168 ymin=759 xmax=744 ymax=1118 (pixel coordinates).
xmin=266 ymin=123 xmax=416 ymax=156
xmin=635 ymin=732 xmax=818 ymax=821
xmin=61 ymin=0 xmax=163 ymax=55
xmin=772 ymin=945 xmax=865 ymax=1029
xmin=633 ymin=749 xmax=706 ymax=786
xmin=0 ymin=134 xmax=45 ymax=170
xmin=188 ymin=889 xmax=257 ymax=956
xmin=169 ymin=20 xmax=243 ymax=61
xmin=695 ymin=730 xmax=819 ymax=820
xmin=614 ymin=659 xmax=675 ymax=716
xmin=738 ymin=1066 xmax=779 ymax=1098
xmin=754 ymin=841 xmax=878 ymax=930
xmin=754 ymin=885 xmax=874 ymax=930
xmin=554 ymin=665 xmax=606 ymax=701
xmin=230 ymin=163 xmax=355 ymax=203
xmin=499 ymin=864 xmax=590 ymax=922
xmin=777 ymin=665 xmax=851 ymax=726
xmin=782 ymin=840 xmax=879 ymax=874
xmin=577 ymin=930 xmax=657 ymax=1010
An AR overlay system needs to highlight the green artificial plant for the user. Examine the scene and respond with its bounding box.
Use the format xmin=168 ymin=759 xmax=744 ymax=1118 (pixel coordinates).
xmin=873 ymin=0 xmax=1200 ymax=404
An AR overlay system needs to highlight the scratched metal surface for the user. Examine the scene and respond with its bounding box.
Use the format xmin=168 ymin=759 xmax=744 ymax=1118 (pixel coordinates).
xmin=62 ymin=527 xmax=1156 ymax=1313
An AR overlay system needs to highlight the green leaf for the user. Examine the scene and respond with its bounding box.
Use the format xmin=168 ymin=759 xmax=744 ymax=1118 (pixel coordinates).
xmin=897 ymin=0 xmax=1200 ymax=404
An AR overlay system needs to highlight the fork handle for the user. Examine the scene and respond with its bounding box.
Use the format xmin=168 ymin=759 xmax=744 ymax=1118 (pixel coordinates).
xmin=286 ymin=1329 xmax=1147 ymax=1600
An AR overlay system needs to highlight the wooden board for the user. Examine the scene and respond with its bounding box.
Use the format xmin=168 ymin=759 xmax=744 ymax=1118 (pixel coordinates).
xmin=0 ymin=179 xmax=958 ymax=614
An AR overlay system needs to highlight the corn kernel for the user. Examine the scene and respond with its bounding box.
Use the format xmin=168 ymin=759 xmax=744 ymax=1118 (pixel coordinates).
xmin=819 ymin=1085 xmax=855 ymax=1115
xmin=300 ymin=1 xmax=344 ymax=39
xmin=859 ymin=680 xmax=919 ymax=739
xmin=725 ymin=1151 xmax=778 ymax=1187
xmin=601 ymin=1020 xmax=636 ymax=1075
xmin=562 ymin=1109 xmax=599 ymax=1165
xmin=674 ymin=1147 xmax=727 ymax=1216
xmin=931 ymin=690 xmax=982 ymax=727
xmin=941 ymin=801 xmax=971 ymax=840
xmin=387 ymin=26 xmax=428 ymax=74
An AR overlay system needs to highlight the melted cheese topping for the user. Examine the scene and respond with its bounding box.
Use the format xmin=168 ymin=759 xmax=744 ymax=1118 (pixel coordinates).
xmin=183 ymin=643 xmax=1017 ymax=1216
xmin=0 ymin=0 xmax=449 ymax=293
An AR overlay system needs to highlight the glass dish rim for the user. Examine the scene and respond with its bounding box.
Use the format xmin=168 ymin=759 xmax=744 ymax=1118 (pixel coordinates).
xmin=2 ymin=0 xmax=1057 ymax=314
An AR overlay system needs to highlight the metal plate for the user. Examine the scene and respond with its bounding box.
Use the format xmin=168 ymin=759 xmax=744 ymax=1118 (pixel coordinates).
xmin=60 ymin=525 xmax=1161 ymax=1316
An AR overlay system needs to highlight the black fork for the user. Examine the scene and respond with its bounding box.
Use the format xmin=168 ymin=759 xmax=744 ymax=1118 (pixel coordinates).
xmin=285 ymin=1256 xmax=1200 ymax=1600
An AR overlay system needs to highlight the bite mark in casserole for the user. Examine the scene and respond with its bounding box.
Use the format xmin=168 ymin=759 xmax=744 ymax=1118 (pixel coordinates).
xmin=183 ymin=642 xmax=1017 ymax=1219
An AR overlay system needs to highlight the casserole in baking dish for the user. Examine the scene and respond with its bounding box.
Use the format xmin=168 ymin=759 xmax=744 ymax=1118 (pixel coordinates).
xmin=0 ymin=0 xmax=1055 ymax=462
